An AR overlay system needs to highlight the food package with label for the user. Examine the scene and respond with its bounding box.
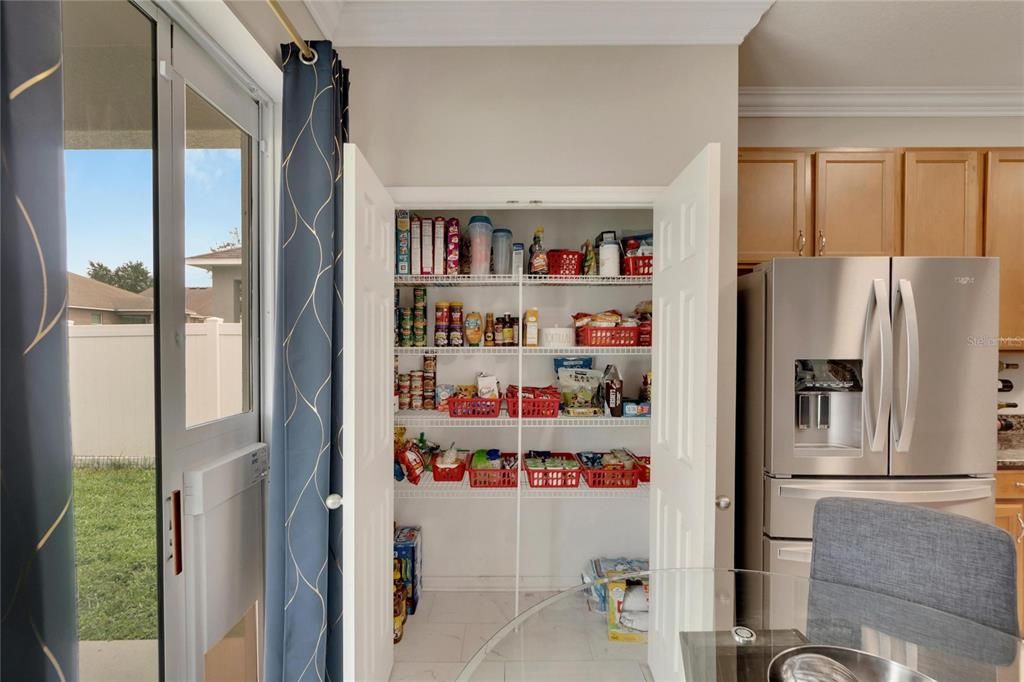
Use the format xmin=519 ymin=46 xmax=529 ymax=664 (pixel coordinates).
xmin=557 ymin=367 xmax=604 ymax=416
xmin=396 ymin=210 xmax=411 ymax=275
xmin=394 ymin=526 xmax=422 ymax=615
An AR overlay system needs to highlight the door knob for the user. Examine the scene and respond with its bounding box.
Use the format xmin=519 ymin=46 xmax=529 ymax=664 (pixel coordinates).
xmin=325 ymin=494 xmax=342 ymax=510
xmin=715 ymin=496 xmax=731 ymax=510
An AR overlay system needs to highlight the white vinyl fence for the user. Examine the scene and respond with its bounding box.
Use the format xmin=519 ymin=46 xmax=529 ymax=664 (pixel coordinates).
xmin=69 ymin=318 xmax=243 ymax=463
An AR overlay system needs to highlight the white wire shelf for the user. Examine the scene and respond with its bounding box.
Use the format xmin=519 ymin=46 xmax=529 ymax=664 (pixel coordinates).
xmin=394 ymin=346 xmax=519 ymax=355
xmin=522 ymin=346 xmax=651 ymax=356
xmin=394 ymin=274 xmax=652 ymax=287
xmin=524 ymin=275 xmax=652 ymax=286
xmin=395 ymin=275 xmax=516 ymax=287
xmin=394 ymin=411 xmax=651 ymax=428
xmin=394 ymin=345 xmax=651 ymax=356
xmin=394 ymin=478 xmax=650 ymax=499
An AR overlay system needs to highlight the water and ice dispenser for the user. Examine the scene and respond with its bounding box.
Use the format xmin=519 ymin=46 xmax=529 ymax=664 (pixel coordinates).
xmin=794 ymin=359 xmax=863 ymax=450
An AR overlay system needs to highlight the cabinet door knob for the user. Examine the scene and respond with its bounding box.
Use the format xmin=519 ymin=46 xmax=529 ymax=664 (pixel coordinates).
xmin=797 ymin=230 xmax=806 ymax=256
xmin=1015 ymin=512 xmax=1024 ymax=544
xmin=1014 ymin=482 xmax=1024 ymax=488
xmin=325 ymin=494 xmax=343 ymax=510
xmin=818 ymin=232 xmax=826 ymax=255
xmin=715 ymin=495 xmax=731 ymax=510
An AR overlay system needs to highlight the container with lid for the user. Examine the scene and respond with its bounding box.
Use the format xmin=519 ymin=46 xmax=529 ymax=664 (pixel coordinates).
xmin=467 ymin=215 xmax=493 ymax=275
xmin=491 ymin=227 xmax=514 ymax=275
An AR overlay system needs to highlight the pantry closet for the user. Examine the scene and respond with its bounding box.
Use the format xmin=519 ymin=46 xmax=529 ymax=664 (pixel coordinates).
xmin=341 ymin=142 xmax=722 ymax=682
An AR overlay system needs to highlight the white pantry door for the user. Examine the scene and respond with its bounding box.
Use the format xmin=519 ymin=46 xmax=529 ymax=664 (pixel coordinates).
xmin=648 ymin=143 xmax=722 ymax=680
xmin=342 ymin=144 xmax=396 ymax=682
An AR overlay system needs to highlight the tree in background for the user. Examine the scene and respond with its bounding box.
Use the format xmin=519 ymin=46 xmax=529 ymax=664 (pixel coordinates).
xmin=87 ymin=260 xmax=154 ymax=293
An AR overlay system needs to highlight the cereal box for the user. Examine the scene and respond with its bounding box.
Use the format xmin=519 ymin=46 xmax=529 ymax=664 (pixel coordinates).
xmin=395 ymin=210 xmax=411 ymax=275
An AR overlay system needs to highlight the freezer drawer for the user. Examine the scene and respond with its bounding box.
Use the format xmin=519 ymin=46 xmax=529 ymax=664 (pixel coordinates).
xmin=761 ymin=539 xmax=812 ymax=632
xmin=764 ymin=476 xmax=995 ymax=539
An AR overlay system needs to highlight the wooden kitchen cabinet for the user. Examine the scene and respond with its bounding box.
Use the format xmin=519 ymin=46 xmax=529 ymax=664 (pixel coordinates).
xmin=814 ymin=152 xmax=899 ymax=257
xmin=903 ymin=150 xmax=982 ymax=257
xmin=738 ymin=150 xmax=812 ymax=263
xmin=994 ymin=500 xmax=1024 ymax=627
xmin=985 ymin=150 xmax=1024 ymax=350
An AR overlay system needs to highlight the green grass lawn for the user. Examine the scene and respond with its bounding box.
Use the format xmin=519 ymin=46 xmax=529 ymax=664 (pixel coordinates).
xmin=74 ymin=465 xmax=158 ymax=641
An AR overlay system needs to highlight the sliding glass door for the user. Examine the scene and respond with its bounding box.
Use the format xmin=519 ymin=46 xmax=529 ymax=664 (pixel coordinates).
xmin=63 ymin=2 xmax=266 ymax=680
xmin=155 ymin=19 xmax=265 ymax=682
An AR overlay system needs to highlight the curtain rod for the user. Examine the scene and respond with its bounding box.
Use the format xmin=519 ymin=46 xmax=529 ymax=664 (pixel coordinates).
xmin=266 ymin=0 xmax=316 ymax=62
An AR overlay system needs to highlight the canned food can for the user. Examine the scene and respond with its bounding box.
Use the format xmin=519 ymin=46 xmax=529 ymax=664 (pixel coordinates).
xmin=399 ymin=394 xmax=411 ymax=411
xmin=450 ymin=303 xmax=463 ymax=327
xmin=435 ymin=302 xmax=450 ymax=326
xmin=448 ymin=329 xmax=464 ymax=347
xmin=413 ymin=287 xmax=427 ymax=305
xmin=423 ymin=397 xmax=435 ymax=410
xmin=411 ymin=395 xmax=423 ymax=411
xmin=423 ymin=354 xmax=437 ymax=372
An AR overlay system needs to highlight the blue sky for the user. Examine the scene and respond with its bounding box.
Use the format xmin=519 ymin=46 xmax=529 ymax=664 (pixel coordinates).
xmin=65 ymin=148 xmax=243 ymax=287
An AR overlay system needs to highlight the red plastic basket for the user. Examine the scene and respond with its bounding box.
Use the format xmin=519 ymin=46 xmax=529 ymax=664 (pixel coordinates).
xmin=577 ymin=326 xmax=640 ymax=347
xmin=448 ymin=397 xmax=502 ymax=418
xmin=634 ymin=456 xmax=651 ymax=483
xmin=431 ymin=457 xmax=467 ymax=482
xmin=468 ymin=453 xmax=518 ymax=488
xmin=624 ymin=255 xmax=653 ymax=276
xmin=547 ymin=250 xmax=583 ymax=276
xmin=525 ymin=453 xmax=581 ymax=488
xmin=506 ymin=397 xmax=560 ymax=419
xmin=581 ymin=464 xmax=640 ymax=489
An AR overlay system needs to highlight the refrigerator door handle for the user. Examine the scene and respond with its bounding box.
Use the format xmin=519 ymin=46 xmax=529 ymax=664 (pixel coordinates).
xmin=777 ymin=483 xmax=992 ymax=504
xmin=862 ymin=278 xmax=893 ymax=452
xmin=893 ymin=278 xmax=921 ymax=453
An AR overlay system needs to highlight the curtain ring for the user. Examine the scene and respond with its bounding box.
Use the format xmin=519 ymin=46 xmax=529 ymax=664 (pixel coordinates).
xmin=299 ymin=45 xmax=318 ymax=65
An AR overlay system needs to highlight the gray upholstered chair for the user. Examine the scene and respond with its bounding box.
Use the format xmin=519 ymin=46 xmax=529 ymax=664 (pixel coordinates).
xmin=810 ymin=497 xmax=1019 ymax=638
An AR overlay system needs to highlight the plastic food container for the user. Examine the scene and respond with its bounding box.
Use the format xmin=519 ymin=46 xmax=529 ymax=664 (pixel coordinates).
xmin=467 ymin=216 xmax=493 ymax=275
xmin=491 ymin=228 xmax=513 ymax=275
xmin=540 ymin=327 xmax=575 ymax=348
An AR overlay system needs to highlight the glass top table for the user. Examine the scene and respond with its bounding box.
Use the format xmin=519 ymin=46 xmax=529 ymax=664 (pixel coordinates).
xmin=456 ymin=568 xmax=1022 ymax=682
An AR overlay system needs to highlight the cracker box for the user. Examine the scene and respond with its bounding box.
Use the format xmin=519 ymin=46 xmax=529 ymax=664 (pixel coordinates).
xmin=395 ymin=210 xmax=411 ymax=275
xmin=410 ymin=216 xmax=422 ymax=276
xmin=394 ymin=526 xmax=422 ymax=615
xmin=606 ymin=571 xmax=649 ymax=642
xmin=421 ymin=218 xmax=434 ymax=275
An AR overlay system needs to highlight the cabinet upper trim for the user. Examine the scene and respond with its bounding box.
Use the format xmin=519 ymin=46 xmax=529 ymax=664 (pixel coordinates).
xmin=739 ymin=87 xmax=1024 ymax=118
xmin=387 ymin=186 xmax=664 ymax=209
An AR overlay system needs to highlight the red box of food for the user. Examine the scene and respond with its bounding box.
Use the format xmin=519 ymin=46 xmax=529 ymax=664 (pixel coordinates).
xmin=547 ymin=250 xmax=583 ymax=277
xmin=577 ymin=326 xmax=640 ymax=347
xmin=506 ymin=397 xmax=560 ymax=419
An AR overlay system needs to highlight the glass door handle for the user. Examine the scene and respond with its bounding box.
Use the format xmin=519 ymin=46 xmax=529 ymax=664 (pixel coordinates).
xmin=797 ymin=230 xmax=806 ymax=256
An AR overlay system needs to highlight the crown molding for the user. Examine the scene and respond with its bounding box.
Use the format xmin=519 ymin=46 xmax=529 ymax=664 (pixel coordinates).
xmin=304 ymin=0 xmax=772 ymax=47
xmin=739 ymin=87 xmax=1024 ymax=118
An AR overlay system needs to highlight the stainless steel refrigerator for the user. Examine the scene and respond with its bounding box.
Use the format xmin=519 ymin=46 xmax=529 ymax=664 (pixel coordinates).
xmin=737 ymin=257 xmax=999 ymax=585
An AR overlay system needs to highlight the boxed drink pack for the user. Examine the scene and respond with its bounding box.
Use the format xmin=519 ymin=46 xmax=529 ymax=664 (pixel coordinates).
xmin=606 ymin=572 xmax=649 ymax=642
xmin=394 ymin=526 xmax=422 ymax=615
xmin=395 ymin=210 xmax=411 ymax=275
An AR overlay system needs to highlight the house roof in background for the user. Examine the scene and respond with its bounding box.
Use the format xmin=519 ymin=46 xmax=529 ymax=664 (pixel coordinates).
xmin=68 ymin=273 xmax=153 ymax=312
xmin=186 ymin=246 xmax=243 ymax=269
xmin=185 ymin=288 xmax=216 ymax=319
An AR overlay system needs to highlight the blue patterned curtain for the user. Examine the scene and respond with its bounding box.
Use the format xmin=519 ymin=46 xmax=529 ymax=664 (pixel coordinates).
xmin=265 ymin=41 xmax=350 ymax=682
xmin=1 ymin=2 xmax=79 ymax=680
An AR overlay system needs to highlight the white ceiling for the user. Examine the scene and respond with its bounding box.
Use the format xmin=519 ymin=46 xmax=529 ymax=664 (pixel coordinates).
xmin=739 ymin=0 xmax=1024 ymax=88
xmin=304 ymin=0 xmax=772 ymax=47
xmin=227 ymin=0 xmax=1024 ymax=91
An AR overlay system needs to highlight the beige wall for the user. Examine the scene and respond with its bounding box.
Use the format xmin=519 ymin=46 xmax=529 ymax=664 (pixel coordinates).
xmin=343 ymin=44 xmax=740 ymax=564
xmin=739 ymin=117 xmax=1024 ymax=148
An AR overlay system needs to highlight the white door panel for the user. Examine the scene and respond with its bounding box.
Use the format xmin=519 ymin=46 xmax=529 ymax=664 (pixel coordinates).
xmin=342 ymin=144 xmax=395 ymax=682
xmin=649 ymin=143 xmax=721 ymax=681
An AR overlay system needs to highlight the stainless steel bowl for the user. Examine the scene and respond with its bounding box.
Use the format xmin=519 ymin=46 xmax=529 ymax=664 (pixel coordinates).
xmin=767 ymin=645 xmax=938 ymax=682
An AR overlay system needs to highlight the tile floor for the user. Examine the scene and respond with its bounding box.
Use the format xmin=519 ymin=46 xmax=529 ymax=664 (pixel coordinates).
xmin=391 ymin=590 xmax=652 ymax=682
